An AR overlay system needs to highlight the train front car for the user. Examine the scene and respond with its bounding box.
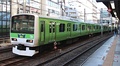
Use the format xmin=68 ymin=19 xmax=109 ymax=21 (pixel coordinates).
xmin=10 ymin=14 xmax=38 ymax=56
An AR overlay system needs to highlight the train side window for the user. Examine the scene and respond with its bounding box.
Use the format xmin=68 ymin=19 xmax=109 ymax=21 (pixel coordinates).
xmin=94 ymin=26 xmax=96 ymax=30
xmin=73 ymin=24 xmax=75 ymax=31
xmin=97 ymin=26 xmax=99 ymax=29
xmin=49 ymin=22 xmax=55 ymax=33
xmin=79 ymin=24 xmax=81 ymax=30
xmin=82 ymin=25 xmax=85 ymax=30
xmin=76 ymin=24 xmax=78 ymax=31
xmin=73 ymin=24 xmax=77 ymax=31
xmin=67 ymin=23 xmax=70 ymax=31
xmin=88 ymin=26 xmax=91 ymax=30
xmin=93 ymin=26 xmax=95 ymax=30
xmin=59 ymin=23 xmax=65 ymax=32
xmin=96 ymin=26 xmax=98 ymax=29
xmin=40 ymin=21 xmax=45 ymax=32
xmin=68 ymin=23 xmax=71 ymax=31
xmin=49 ymin=22 xmax=52 ymax=33
xmin=87 ymin=25 xmax=89 ymax=31
xmin=53 ymin=22 xmax=55 ymax=32
xmin=41 ymin=24 xmax=43 ymax=32
xmin=99 ymin=26 xmax=101 ymax=29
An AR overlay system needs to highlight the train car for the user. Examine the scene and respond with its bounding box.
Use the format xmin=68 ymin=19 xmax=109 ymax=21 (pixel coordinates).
xmin=10 ymin=13 xmax=110 ymax=56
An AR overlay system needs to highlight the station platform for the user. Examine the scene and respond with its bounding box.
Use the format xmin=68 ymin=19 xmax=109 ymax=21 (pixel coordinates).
xmin=82 ymin=34 xmax=120 ymax=66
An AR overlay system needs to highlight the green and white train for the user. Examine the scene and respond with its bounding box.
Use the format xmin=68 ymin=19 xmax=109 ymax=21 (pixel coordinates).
xmin=10 ymin=13 xmax=111 ymax=56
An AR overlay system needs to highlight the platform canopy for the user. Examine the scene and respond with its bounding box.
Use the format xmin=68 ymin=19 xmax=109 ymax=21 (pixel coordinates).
xmin=96 ymin=0 xmax=120 ymax=21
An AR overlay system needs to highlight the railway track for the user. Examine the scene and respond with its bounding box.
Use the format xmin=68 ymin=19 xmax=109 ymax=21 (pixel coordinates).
xmin=0 ymin=56 xmax=29 ymax=66
xmin=0 ymin=33 xmax=113 ymax=66
xmin=37 ymin=34 xmax=112 ymax=66
xmin=0 ymin=35 xmax=10 ymax=44
xmin=63 ymin=36 xmax=109 ymax=66
xmin=0 ymin=47 xmax=12 ymax=54
xmin=0 ymin=35 xmax=11 ymax=53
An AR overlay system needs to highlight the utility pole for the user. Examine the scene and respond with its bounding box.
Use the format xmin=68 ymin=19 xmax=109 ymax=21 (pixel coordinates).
xmin=110 ymin=13 xmax=112 ymax=32
xmin=10 ymin=0 xmax=12 ymax=17
xmin=100 ymin=8 xmax=103 ymax=36
xmin=23 ymin=0 xmax=26 ymax=13
xmin=84 ymin=9 xmax=86 ymax=22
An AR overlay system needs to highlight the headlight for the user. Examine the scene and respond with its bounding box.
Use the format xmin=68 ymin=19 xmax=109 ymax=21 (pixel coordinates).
xmin=26 ymin=40 xmax=33 ymax=43
xmin=12 ymin=38 xmax=17 ymax=41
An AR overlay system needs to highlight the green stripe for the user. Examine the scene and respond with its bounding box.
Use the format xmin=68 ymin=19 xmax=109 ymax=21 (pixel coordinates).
xmin=10 ymin=33 xmax=34 ymax=39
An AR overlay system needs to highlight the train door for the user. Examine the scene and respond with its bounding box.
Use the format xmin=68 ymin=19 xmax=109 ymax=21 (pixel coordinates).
xmin=49 ymin=22 xmax=56 ymax=42
xmin=40 ymin=21 xmax=45 ymax=42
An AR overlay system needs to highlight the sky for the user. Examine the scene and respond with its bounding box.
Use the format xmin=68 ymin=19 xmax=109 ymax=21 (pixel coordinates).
xmin=96 ymin=2 xmax=107 ymax=9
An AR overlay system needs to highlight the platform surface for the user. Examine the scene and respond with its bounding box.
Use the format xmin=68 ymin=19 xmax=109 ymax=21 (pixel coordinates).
xmin=82 ymin=35 xmax=120 ymax=66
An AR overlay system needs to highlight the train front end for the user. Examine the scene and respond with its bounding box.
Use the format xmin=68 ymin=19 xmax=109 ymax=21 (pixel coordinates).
xmin=10 ymin=14 xmax=38 ymax=56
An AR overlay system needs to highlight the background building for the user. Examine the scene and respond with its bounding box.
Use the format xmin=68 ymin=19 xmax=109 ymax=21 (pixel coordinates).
xmin=65 ymin=0 xmax=98 ymax=23
xmin=11 ymin=0 xmax=44 ymax=15
xmin=65 ymin=6 xmax=81 ymax=19
xmin=0 ymin=0 xmax=66 ymax=36
xmin=0 ymin=0 xmax=116 ymax=37
xmin=99 ymin=8 xmax=116 ymax=27
xmin=46 ymin=0 xmax=66 ymax=17
xmin=0 ymin=0 xmax=10 ymax=36
xmin=46 ymin=0 xmax=60 ymax=17
xmin=11 ymin=0 xmax=65 ymax=17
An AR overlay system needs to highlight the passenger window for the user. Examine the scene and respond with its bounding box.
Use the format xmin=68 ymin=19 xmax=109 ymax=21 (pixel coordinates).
xmin=82 ymin=25 xmax=85 ymax=30
xmin=49 ymin=22 xmax=55 ymax=33
xmin=41 ymin=24 xmax=43 ymax=32
xmin=73 ymin=24 xmax=77 ymax=31
xmin=49 ymin=22 xmax=52 ymax=33
xmin=79 ymin=24 xmax=81 ymax=30
xmin=40 ymin=21 xmax=45 ymax=32
xmin=59 ymin=23 xmax=65 ymax=32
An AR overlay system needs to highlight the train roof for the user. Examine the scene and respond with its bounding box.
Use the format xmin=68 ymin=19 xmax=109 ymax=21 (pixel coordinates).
xmin=12 ymin=13 xmax=101 ymax=25
xmin=39 ymin=15 xmax=83 ymax=23
xmin=13 ymin=13 xmax=83 ymax=22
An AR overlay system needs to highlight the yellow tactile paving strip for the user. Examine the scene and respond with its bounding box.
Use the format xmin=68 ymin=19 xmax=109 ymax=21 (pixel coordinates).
xmin=103 ymin=36 xmax=119 ymax=66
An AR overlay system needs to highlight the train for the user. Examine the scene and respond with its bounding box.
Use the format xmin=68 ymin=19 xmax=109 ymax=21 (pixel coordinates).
xmin=10 ymin=13 xmax=112 ymax=56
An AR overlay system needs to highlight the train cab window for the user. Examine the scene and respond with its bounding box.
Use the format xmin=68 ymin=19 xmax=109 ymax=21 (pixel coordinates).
xmin=82 ymin=25 xmax=85 ymax=30
xmin=11 ymin=15 xmax=34 ymax=34
xmin=59 ymin=23 xmax=65 ymax=32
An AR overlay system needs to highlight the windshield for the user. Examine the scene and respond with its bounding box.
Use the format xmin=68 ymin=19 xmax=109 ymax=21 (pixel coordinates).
xmin=11 ymin=15 xmax=34 ymax=34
